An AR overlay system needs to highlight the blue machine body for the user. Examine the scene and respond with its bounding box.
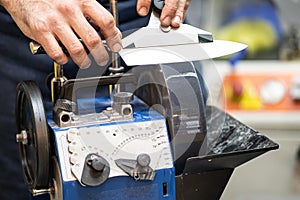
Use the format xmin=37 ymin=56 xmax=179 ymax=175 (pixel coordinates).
xmin=48 ymin=97 xmax=176 ymax=200
xmin=56 ymin=170 xmax=174 ymax=200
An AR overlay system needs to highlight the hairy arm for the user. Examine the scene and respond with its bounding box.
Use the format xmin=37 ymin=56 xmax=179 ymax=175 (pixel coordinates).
xmin=1 ymin=0 xmax=122 ymax=68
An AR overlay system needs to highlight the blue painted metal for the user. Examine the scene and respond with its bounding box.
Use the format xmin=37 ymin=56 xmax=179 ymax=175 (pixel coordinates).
xmin=59 ymin=169 xmax=175 ymax=200
xmin=47 ymin=96 xmax=176 ymax=200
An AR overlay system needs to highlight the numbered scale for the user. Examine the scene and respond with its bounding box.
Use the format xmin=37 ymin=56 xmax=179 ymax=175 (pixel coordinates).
xmin=16 ymin=79 xmax=176 ymax=200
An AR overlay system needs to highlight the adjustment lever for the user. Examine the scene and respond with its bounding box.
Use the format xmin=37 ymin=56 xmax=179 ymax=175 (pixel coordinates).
xmin=115 ymin=153 xmax=156 ymax=181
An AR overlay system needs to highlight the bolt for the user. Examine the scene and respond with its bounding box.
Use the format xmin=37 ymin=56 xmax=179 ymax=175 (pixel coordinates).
xmin=16 ymin=130 xmax=28 ymax=145
xmin=31 ymin=188 xmax=54 ymax=196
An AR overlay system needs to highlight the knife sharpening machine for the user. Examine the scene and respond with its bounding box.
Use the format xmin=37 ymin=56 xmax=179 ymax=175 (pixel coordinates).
xmin=14 ymin=1 xmax=278 ymax=199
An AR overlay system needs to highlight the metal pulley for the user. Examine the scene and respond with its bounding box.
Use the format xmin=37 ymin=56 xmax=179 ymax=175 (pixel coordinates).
xmin=50 ymin=157 xmax=63 ymax=200
xmin=15 ymin=80 xmax=50 ymax=190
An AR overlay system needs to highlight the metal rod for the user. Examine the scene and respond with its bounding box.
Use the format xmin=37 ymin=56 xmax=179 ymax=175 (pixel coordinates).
xmin=110 ymin=0 xmax=119 ymax=27
xmin=110 ymin=0 xmax=120 ymax=71
xmin=109 ymin=0 xmax=122 ymax=93
xmin=51 ymin=62 xmax=66 ymax=104
xmin=31 ymin=188 xmax=54 ymax=196
xmin=54 ymin=62 xmax=63 ymax=79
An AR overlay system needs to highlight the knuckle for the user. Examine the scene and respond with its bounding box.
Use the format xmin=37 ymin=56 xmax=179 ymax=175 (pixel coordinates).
xmin=57 ymin=3 xmax=77 ymax=16
xmin=102 ymin=16 xmax=115 ymax=29
xmin=165 ymin=1 xmax=178 ymax=12
xmin=49 ymin=50 xmax=65 ymax=62
xmin=176 ymin=9 xmax=184 ymax=17
xmin=181 ymin=0 xmax=190 ymax=11
xmin=85 ymin=34 xmax=101 ymax=48
xmin=81 ymin=0 xmax=94 ymax=9
xmin=46 ymin=13 xmax=64 ymax=30
xmin=105 ymin=28 xmax=121 ymax=47
xmin=32 ymin=21 xmax=49 ymax=33
xmin=176 ymin=9 xmax=184 ymax=16
xmin=31 ymin=13 xmax=58 ymax=33
xmin=69 ymin=42 xmax=85 ymax=56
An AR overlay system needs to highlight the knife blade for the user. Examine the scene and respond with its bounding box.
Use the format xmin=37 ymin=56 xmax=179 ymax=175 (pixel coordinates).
xmin=119 ymin=0 xmax=247 ymax=66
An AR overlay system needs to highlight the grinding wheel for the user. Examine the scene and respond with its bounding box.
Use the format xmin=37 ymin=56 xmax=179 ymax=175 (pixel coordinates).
xmin=133 ymin=62 xmax=207 ymax=174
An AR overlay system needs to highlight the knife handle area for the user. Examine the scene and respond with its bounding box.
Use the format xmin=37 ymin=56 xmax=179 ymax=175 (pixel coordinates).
xmin=152 ymin=0 xmax=165 ymax=14
xmin=29 ymin=39 xmax=91 ymax=56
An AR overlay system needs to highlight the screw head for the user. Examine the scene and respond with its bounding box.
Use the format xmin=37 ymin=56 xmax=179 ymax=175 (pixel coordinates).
xmin=137 ymin=154 xmax=151 ymax=167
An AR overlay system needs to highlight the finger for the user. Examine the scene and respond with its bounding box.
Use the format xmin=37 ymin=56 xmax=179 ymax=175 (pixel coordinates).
xmin=36 ymin=32 xmax=69 ymax=65
xmin=68 ymin=13 xmax=109 ymax=67
xmin=136 ymin=0 xmax=151 ymax=16
xmin=171 ymin=0 xmax=186 ymax=27
xmin=82 ymin=1 xmax=122 ymax=53
xmin=104 ymin=28 xmax=122 ymax=52
xmin=183 ymin=0 xmax=191 ymax=18
xmin=86 ymin=17 xmax=100 ymax=32
xmin=160 ymin=0 xmax=178 ymax=27
xmin=54 ymin=22 xmax=91 ymax=68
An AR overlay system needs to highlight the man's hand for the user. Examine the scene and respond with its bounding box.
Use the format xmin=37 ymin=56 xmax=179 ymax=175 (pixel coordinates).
xmin=137 ymin=0 xmax=191 ymax=27
xmin=2 ymin=0 xmax=122 ymax=68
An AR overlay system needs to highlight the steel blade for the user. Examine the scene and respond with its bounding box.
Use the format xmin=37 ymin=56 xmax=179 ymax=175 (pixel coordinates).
xmin=119 ymin=40 xmax=247 ymax=66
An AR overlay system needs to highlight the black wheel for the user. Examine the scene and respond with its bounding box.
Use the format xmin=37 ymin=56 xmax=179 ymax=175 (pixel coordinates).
xmin=16 ymin=80 xmax=50 ymax=190
xmin=133 ymin=63 xmax=207 ymax=175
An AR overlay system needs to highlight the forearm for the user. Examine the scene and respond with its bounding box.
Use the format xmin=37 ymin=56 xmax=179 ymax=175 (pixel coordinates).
xmin=0 ymin=0 xmax=10 ymax=7
xmin=0 ymin=0 xmax=15 ymax=14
